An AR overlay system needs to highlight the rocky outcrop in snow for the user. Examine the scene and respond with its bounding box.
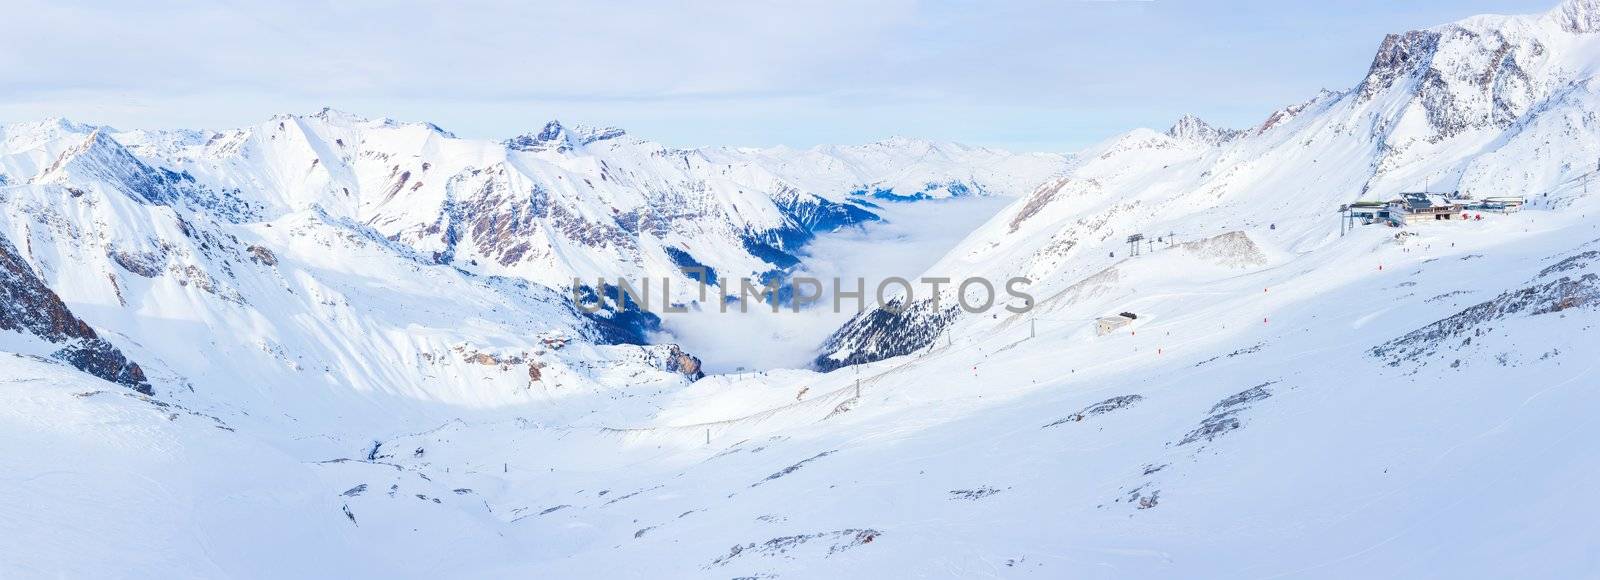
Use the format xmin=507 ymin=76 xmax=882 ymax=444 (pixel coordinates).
xmin=0 ymin=234 xmax=149 ymax=393
xmin=1165 ymin=114 xmax=1243 ymax=146
xmin=1372 ymin=269 xmax=1599 ymax=366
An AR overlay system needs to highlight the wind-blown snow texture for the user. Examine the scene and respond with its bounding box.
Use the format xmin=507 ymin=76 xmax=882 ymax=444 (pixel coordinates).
xmin=5 ymin=1 xmax=1600 ymax=578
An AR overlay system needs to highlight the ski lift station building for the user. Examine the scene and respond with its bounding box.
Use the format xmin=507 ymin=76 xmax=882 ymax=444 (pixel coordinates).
xmin=1401 ymin=192 xmax=1466 ymax=219
xmin=1472 ymin=196 xmax=1526 ymax=212
xmin=1096 ymin=312 xmax=1137 ymax=336
xmin=1347 ymin=200 xmax=1406 ymax=226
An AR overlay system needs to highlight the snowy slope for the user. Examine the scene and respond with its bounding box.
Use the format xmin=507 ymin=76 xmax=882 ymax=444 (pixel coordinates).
xmin=0 ymin=104 xmax=1067 ymax=433
xmin=0 ymin=353 xmax=365 ymax=578
xmin=4 ymin=1 xmax=1600 ymax=578
xmin=0 ymin=231 xmax=149 ymax=392
xmin=7 ymin=179 xmax=1598 ymax=579
xmin=0 ymin=122 xmax=712 ymax=442
xmin=819 ymin=0 xmax=1600 ymax=368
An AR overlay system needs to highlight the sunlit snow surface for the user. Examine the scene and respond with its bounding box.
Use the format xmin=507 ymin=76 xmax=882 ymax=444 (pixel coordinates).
xmin=5 ymin=207 xmax=1599 ymax=578
xmin=5 ymin=1 xmax=1600 ymax=578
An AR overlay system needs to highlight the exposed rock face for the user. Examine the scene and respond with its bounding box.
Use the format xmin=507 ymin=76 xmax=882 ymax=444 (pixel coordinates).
xmin=1356 ymin=11 xmax=1564 ymax=146
xmin=1375 ymin=246 xmax=1600 ymax=368
xmin=1177 ymin=383 xmax=1274 ymax=447
xmin=1372 ymin=271 xmax=1600 ymax=366
xmin=1043 ymin=394 xmax=1143 ymax=428
xmin=1359 ymin=30 xmax=1442 ymax=101
xmin=108 ymin=246 xmax=167 ymax=277
xmin=0 ymin=234 xmax=151 ymax=393
xmin=246 ymin=245 xmax=277 ymax=266
xmin=707 ymin=528 xmax=881 ymax=568
xmin=1009 ymin=177 xmax=1074 ymax=233
xmin=32 ymin=129 xmax=192 ymax=205
xmin=422 ymin=157 xmax=872 ymax=289
xmin=662 ymin=344 xmax=704 ymax=380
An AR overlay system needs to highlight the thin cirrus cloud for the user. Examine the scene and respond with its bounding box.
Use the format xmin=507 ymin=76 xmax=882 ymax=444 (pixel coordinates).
xmin=0 ymin=0 xmax=1561 ymax=151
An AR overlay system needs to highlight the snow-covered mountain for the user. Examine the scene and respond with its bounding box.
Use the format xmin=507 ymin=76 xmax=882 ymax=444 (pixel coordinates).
xmin=6 ymin=1 xmax=1600 ymax=578
xmin=0 ymin=107 xmax=1071 ymax=573
xmin=0 ymin=110 xmax=1068 ymax=406
xmin=94 ymin=110 xmax=1071 ymax=300
xmin=819 ymin=0 xmax=1600 ymax=368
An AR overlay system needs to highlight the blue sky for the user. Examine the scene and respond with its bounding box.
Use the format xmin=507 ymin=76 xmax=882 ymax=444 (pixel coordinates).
xmin=0 ymin=0 xmax=1559 ymax=152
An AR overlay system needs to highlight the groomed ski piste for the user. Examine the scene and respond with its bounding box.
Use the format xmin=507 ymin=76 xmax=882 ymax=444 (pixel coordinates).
xmin=5 ymin=0 xmax=1600 ymax=578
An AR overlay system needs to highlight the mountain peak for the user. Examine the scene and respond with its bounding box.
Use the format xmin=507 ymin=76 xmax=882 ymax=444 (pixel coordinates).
xmin=536 ymin=119 xmax=568 ymax=142
xmin=1 ymin=117 xmax=102 ymax=151
xmin=876 ymin=135 xmax=924 ymax=146
xmin=39 ymin=116 xmax=99 ymax=133
xmin=266 ymin=108 xmax=455 ymax=137
xmin=32 ymin=128 xmax=185 ymax=205
xmin=1165 ymin=114 xmax=1242 ymax=145
xmin=38 ymin=128 xmax=125 ymax=175
xmin=1357 ymin=29 xmax=1441 ymax=100
xmin=504 ymin=120 xmax=627 ymax=153
xmin=869 ymin=135 xmax=943 ymax=151
xmin=310 ymin=107 xmax=369 ymax=124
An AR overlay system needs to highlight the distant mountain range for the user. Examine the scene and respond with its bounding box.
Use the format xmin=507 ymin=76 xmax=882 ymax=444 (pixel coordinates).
xmin=6 ymin=1 xmax=1600 ymax=577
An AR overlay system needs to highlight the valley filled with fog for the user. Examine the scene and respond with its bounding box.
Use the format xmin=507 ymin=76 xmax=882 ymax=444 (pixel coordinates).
xmin=657 ymin=195 xmax=1013 ymax=373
